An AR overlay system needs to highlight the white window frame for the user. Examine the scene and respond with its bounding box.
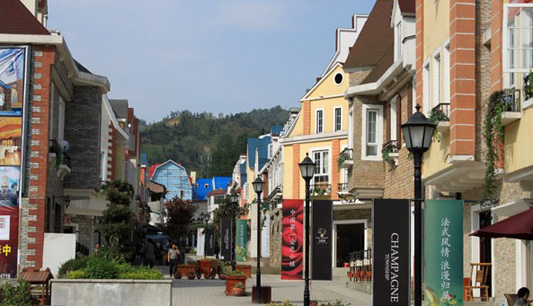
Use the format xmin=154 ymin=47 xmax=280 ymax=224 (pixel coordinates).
xmin=267 ymin=143 xmax=272 ymax=159
xmin=390 ymin=96 xmax=398 ymax=141
xmin=361 ymin=104 xmax=383 ymax=161
xmin=58 ymin=96 xmax=65 ymax=140
xmin=315 ymin=108 xmax=324 ymax=134
xmin=49 ymin=83 xmax=55 ymax=138
xmin=333 ymin=106 xmax=342 ymax=132
xmin=395 ymin=21 xmax=402 ymax=60
xmin=311 ymin=148 xmax=331 ymax=184
xmin=432 ymin=49 xmax=441 ymax=110
xmin=423 ymin=59 xmax=431 ymax=115
xmin=503 ymin=4 xmax=533 ymax=74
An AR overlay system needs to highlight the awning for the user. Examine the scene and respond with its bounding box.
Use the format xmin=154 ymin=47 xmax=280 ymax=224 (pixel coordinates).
xmin=470 ymin=208 xmax=533 ymax=240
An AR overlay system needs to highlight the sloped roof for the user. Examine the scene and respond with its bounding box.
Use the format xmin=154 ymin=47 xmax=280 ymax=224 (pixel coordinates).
xmin=213 ymin=177 xmax=231 ymax=190
xmin=109 ymin=99 xmax=129 ymax=119
xmin=149 ymin=164 xmax=162 ymax=179
xmin=149 ymin=181 xmax=166 ymax=194
xmin=271 ymin=126 xmax=283 ymax=136
xmin=0 ymin=0 xmax=50 ymax=35
xmin=399 ymin=0 xmax=415 ymax=15
xmin=247 ymin=136 xmax=271 ymax=170
xmin=344 ymin=0 xmax=393 ymax=69
xmin=361 ymin=44 xmax=394 ymax=84
xmin=75 ymin=60 xmax=92 ymax=74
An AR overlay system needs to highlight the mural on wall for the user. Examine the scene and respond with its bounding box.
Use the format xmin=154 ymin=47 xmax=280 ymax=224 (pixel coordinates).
xmin=281 ymin=199 xmax=304 ymax=280
xmin=0 ymin=47 xmax=27 ymax=278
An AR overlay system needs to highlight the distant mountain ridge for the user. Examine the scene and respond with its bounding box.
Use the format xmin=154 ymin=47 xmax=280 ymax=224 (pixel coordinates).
xmin=141 ymin=106 xmax=290 ymax=178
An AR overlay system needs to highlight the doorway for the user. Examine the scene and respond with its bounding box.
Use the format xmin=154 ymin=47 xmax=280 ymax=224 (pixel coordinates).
xmin=335 ymin=223 xmax=365 ymax=267
xmin=479 ymin=210 xmax=492 ymax=297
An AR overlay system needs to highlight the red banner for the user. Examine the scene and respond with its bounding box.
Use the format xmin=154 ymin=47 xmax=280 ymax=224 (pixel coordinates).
xmin=281 ymin=199 xmax=304 ymax=280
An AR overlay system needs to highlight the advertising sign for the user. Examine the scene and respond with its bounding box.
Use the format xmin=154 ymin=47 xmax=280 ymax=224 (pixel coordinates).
xmin=236 ymin=219 xmax=248 ymax=262
xmin=197 ymin=228 xmax=205 ymax=256
xmin=205 ymin=228 xmax=214 ymax=256
xmin=261 ymin=213 xmax=270 ymax=258
xmin=424 ymin=200 xmax=464 ymax=305
xmin=312 ymin=200 xmax=332 ymax=280
xmin=0 ymin=47 xmax=27 ymax=278
xmin=373 ymin=199 xmax=410 ymax=305
xmin=281 ymin=199 xmax=304 ymax=280
xmin=221 ymin=219 xmax=232 ymax=261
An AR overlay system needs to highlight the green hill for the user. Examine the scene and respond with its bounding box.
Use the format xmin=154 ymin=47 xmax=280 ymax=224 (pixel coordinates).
xmin=141 ymin=106 xmax=289 ymax=177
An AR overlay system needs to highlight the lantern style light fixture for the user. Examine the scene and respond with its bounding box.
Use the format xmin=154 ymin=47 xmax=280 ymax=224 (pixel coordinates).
xmin=401 ymin=104 xmax=436 ymax=153
xmin=299 ymin=153 xmax=316 ymax=181
xmin=230 ymin=189 xmax=239 ymax=204
xmin=252 ymin=176 xmax=265 ymax=303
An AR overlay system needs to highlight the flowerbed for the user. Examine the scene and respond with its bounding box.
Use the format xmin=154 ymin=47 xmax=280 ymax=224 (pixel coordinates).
xmin=59 ymin=255 xmax=162 ymax=280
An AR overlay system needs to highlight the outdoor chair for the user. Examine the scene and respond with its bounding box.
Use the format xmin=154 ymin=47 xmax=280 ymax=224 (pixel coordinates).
xmin=464 ymin=263 xmax=491 ymax=302
xmin=504 ymin=293 xmax=517 ymax=306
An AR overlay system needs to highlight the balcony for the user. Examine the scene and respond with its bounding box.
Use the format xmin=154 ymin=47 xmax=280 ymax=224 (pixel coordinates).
xmin=310 ymin=183 xmax=331 ymax=197
xmin=500 ymin=88 xmax=521 ymax=126
xmin=382 ymin=140 xmax=399 ymax=166
xmin=429 ymin=103 xmax=450 ymax=133
xmin=49 ymin=139 xmax=72 ymax=179
xmin=338 ymin=148 xmax=353 ymax=169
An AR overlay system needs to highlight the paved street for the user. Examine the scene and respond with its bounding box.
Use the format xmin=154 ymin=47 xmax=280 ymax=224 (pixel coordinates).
xmin=158 ymin=266 xmax=371 ymax=306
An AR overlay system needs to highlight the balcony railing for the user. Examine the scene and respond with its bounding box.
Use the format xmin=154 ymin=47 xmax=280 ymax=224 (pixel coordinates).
xmin=502 ymin=88 xmax=521 ymax=112
xmin=310 ymin=183 xmax=331 ymax=197
xmin=337 ymin=183 xmax=349 ymax=193
xmin=382 ymin=140 xmax=399 ymax=163
xmin=429 ymin=103 xmax=450 ymax=123
xmin=338 ymin=148 xmax=353 ymax=169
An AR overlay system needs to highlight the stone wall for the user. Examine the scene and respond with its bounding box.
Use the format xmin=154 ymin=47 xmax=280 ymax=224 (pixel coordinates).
xmin=68 ymin=214 xmax=94 ymax=250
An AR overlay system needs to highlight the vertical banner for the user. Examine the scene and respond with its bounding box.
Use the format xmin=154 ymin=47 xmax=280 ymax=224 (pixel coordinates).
xmin=261 ymin=213 xmax=270 ymax=258
xmin=424 ymin=200 xmax=464 ymax=305
xmin=236 ymin=219 xmax=248 ymax=262
xmin=221 ymin=219 xmax=232 ymax=262
xmin=206 ymin=228 xmax=214 ymax=256
xmin=281 ymin=199 xmax=304 ymax=280
xmin=312 ymin=200 xmax=332 ymax=280
xmin=0 ymin=47 xmax=27 ymax=278
xmin=197 ymin=228 xmax=205 ymax=256
xmin=373 ymin=199 xmax=410 ymax=306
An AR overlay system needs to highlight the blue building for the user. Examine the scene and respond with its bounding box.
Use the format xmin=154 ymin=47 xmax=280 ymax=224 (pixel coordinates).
xmin=150 ymin=160 xmax=192 ymax=201
xmin=192 ymin=176 xmax=231 ymax=201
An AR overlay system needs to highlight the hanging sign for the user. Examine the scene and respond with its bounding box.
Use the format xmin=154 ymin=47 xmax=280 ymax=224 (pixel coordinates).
xmin=312 ymin=200 xmax=332 ymax=280
xmin=236 ymin=219 xmax=248 ymax=262
xmin=221 ymin=219 xmax=232 ymax=261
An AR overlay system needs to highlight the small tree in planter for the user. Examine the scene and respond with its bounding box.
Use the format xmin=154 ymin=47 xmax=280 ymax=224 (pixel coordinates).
xmin=225 ymin=270 xmax=247 ymax=295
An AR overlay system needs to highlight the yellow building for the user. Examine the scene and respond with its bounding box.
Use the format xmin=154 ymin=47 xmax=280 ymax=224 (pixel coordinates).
xmin=281 ymin=63 xmax=350 ymax=202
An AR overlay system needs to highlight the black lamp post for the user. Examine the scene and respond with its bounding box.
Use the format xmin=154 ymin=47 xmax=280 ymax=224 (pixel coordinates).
xmin=199 ymin=212 xmax=210 ymax=259
xmin=401 ymin=104 xmax=436 ymax=306
xmin=252 ymin=176 xmax=265 ymax=303
xmin=298 ymin=153 xmax=316 ymax=306
xmin=229 ymin=189 xmax=239 ymax=271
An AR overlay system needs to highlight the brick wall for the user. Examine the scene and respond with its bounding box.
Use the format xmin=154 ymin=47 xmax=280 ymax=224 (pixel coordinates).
xmin=64 ymin=86 xmax=102 ymax=189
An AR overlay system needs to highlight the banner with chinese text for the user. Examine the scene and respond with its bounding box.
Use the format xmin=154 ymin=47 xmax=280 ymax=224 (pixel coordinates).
xmin=312 ymin=200 xmax=332 ymax=280
xmin=0 ymin=47 xmax=27 ymax=278
xmin=373 ymin=199 xmax=410 ymax=305
xmin=236 ymin=219 xmax=247 ymax=262
xmin=424 ymin=200 xmax=464 ymax=305
xmin=281 ymin=199 xmax=303 ymax=280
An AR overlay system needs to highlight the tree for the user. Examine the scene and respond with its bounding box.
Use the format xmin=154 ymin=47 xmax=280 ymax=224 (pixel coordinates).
xmin=212 ymin=196 xmax=248 ymax=241
xmin=164 ymin=197 xmax=197 ymax=244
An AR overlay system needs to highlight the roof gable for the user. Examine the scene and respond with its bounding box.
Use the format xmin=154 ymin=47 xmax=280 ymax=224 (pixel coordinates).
xmin=0 ymin=0 xmax=50 ymax=35
xmin=247 ymin=136 xmax=271 ymax=169
xmin=398 ymin=0 xmax=415 ymax=15
xmin=344 ymin=0 xmax=393 ymax=69
xmin=301 ymin=63 xmax=346 ymax=101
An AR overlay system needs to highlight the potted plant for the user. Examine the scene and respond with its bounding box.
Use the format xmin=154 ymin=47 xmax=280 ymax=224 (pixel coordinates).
xmin=231 ymin=282 xmax=245 ymax=296
xmin=225 ymin=270 xmax=247 ymax=295
xmin=186 ymin=271 xmax=196 ymax=280
xmin=235 ymin=264 xmax=252 ymax=277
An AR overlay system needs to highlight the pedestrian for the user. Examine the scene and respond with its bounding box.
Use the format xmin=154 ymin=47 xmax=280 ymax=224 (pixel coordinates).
xmin=94 ymin=243 xmax=100 ymax=255
xmin=168 ymin=242 xmax=181 ymax=277
xmin=515 ymin=287 xmax=532 ymax=306
xmin=214 ymin=242 xmax=220 ymax=260
xmin=142 ymin=238 xmax=157 ymax=268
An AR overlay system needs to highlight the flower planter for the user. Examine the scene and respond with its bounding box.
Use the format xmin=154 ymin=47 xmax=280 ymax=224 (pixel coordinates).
xmin=176 ymin=264 xmax=196 ymax=279
xmin=231 ymin=287 xmax=245 ymax=296
xmin=225 ymin=275 xmax=247 ymax=296
xmin=187 ymin=272 xmax=196 ymax=280
xmin=219 ymin=274 xmax=227 ymax=280
xmin=252 ymin=286 xmax=272 ymax=303
xmin=235 ymin=265 xmax=252 ymax=277
xmin=198 ymin=260 xmax=213 ymax=277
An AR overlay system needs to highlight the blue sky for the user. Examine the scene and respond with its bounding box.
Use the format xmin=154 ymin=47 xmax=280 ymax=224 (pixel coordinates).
xmin=48 ymin=1 xmax=374 ymax=122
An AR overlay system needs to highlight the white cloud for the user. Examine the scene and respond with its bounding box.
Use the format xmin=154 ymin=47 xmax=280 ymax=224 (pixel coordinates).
xmin=209 ymin=0 xmax=291 ymax=31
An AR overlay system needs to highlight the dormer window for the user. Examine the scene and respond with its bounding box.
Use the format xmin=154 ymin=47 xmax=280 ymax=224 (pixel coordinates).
xmin=395 ymin=21 xmax=402 ymax=60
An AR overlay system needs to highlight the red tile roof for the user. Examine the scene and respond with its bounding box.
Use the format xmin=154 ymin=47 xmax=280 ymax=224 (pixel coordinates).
xmin=20 ymin=268 xmax=53 ymax=284
xmin=0 ymin=0 xmax=50 ymax=35
xmin=344 ymin=0 xmax=393 ymax=69
xmin=207 ymin=189 xmax=226 ymax=197
xmin=148 ymin=164 xmax=162 ymax=179
xmin=398 ymin=0 xmax=415 ymax=15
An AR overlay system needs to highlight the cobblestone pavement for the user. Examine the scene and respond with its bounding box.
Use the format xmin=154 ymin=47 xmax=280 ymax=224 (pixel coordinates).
xmin=159 ymin=266 xmax=371 ymax=306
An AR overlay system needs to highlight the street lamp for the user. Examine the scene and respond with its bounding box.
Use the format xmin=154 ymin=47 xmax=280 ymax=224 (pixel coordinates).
xmin=298 ymin=153 xmax=316 ymax=306
xmin=401 ymin=104 xmax=436 ymax=306
xmin=252 ymin=176 xmax=265 ymax=303
xmin=229 ymin=189 xmax=239 ymax=271
xmin=198 ymin=212 xmax=210 ymax=259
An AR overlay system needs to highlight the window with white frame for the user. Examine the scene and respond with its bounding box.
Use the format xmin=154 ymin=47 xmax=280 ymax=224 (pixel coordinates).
xmin=334 ymin=107 xmax=342 ymax=132
xmin=395 ymin=22 xmax=402 ymax=60
xmin=316 ymin=109 xmax=324 ymax=133
xmin=432 ymin=53 xmax=441 ymax=109
xmin=362 ymin=104 xmax=383 ymax=159
xmin=443 ymin=44 xmax=450 ymax=103
xmin=504 ymin=4 xmax=533 ymax=73
xmin=58 ymin=96 xmax=65 ymax=140
xmin=423 ymin=62 xmax=431 ymax=115
xmin=390 ymin=97 xmax=398 ymax=141
xmin=313 ymin=150 xmax=329 ymax=183
xmin=267 ymin=143 xmax=272 ymax=159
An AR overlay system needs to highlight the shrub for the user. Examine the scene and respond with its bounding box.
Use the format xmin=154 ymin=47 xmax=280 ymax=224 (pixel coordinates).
xmin=234 ymin=282 xmax=245 ymax=289
xmin=66 ymin=270 xmax=86 ymax=279
xmin=118 ymin=268 xmax=162 ymax=280
xmin=226 ymin=270 xmax=246 ymax=277
xmin=0 ymin=280 xmax=38 ymax=306
xmin=83 ymin=256 xmax=119 ymax=279
xmin=58 ymin=257 xmax=89 ymax=278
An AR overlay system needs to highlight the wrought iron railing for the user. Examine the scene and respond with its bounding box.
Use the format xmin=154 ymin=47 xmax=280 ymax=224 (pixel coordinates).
xmin=338 ymin=148 xmax=353 ymax=168
xmin=502 ymin=88 xmax=521 ymax=112
xmin=348 ymin=249 xmax=373 ymax=282
xmin=337 ymin=183 xmax=349 ymax=193
xmin=310 ymin=183 xmax=331 ymax=196
xmin=430 ymin=103 xmax=451 ymax=123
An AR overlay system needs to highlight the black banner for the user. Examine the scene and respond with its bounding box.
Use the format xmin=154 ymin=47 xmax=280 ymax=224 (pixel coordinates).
xmin=373 ymin=199 xmax=410 ymax=305
xmin=221 ymin=219 xmax=232 ymax=262
xmin=206 ymin=228 xmax=215 ymax=256
xmin=312 ymin=200 xmax=333 ymax=280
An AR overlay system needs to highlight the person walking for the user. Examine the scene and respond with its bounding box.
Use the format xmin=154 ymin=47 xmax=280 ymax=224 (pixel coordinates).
xmin=168 ymin=242 xmax=181 ymax=277
xmin=142 ymin=238 xmax=157 ymax=268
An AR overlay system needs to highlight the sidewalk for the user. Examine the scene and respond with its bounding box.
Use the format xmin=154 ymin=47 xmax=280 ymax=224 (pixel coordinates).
xmin=158 ymin=265 xmax=371 ymax=306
